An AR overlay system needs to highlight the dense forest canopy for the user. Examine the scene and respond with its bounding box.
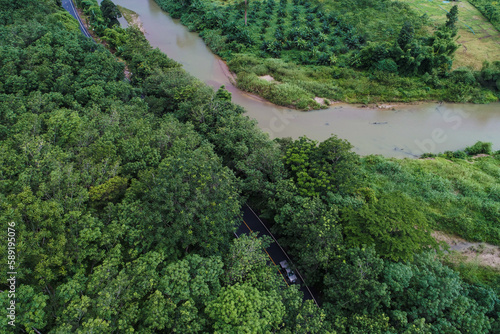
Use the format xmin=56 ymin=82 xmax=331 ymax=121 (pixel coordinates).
xmin=0 ymin=0 xmax=499 ymax=333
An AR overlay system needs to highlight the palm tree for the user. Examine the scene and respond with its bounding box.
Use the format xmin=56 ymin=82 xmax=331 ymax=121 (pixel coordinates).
xmin=238 ymin=0 xmax=250 ymax=26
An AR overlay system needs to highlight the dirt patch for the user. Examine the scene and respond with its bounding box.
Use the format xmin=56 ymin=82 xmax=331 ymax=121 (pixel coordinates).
xmin=472 ymin=154 xmax=490 ymax=159
xmin=433 ymin=231 xmax=500 ymax=269
xmin=377 ymin=104 xmax=397 ymax=110
xmin=217 ymin=59 xmax=237 ymax=84
xmin=359 ymin=103 xmax=406 ymax=110
xmin=314 ymin=96 xmax=329 ymax=105
xmin=124 ymin=64 xmax=131 ymax=81
xmin=117 ymin=5 xmax=146 ymax=34
xmin=258 ymin=75 xmax=276 ymax=82
xmin=130 ymin=16 xmax=145 ymax=34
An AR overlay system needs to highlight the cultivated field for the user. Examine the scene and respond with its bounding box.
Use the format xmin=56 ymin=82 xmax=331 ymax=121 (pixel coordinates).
xmin=403 ymin=0 xmax=500 ymax=69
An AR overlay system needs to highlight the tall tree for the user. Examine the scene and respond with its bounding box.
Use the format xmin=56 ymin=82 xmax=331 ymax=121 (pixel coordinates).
xmin=121 ymin=143 xmax=241 ymax=258
xmin=270 ymin=182 xmax=343 ymax=285
xmin=283 ymin=136 xmax=361 ymax=198
xmin=397 ymin=21 xmax=414 ymax=49
xmin=324 ymin=246 xmax=389 ymax=316
xmin=237 ymin=0 xmax=250 ymax=26
xmin=100 ymin=0 xmax=122 ymax=28
xmin=383 ymin=252 xmax=492 ymax=333
xmin=446 ymin=5 xmax=459 ymax=30
xmin=341 ymin=192 xmax=440 ymax=261
xmin=205 ymin=283 xmax=285 ymax=333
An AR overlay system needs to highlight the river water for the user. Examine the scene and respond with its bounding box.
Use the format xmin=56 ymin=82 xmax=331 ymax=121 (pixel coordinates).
xmin=113 ymin=0 xmax=499 ymax=157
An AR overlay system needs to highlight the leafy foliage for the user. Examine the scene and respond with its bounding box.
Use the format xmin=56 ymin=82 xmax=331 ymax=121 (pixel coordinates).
xmin=341 ymin=192 xmax=439 ymax=261
xmin=206 ymin=283 xmax=285 ymax=333
xmin=0 ymin=1 xmax=498 ymax=333
xmin=100 ymin=0 xmax=122 ymax=28
xmin=283 ymin=136 xmax=361 ymax=197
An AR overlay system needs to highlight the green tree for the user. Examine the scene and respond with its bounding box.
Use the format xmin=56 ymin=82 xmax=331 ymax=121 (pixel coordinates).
xmin=0 ymin=285 xmax=49 ymax=333
xmin=383 ymin=252 xmax=492 ymax=333
xmin=237 ymin=0 xmax=251 ymax=26
xmin=284 ymin=136 xmax=361 ymax=198
xmin=139 ymin=254 xmax=223 ymax=333
xmin=205 ymin=283 xmax=285 ymax=333
xmin=281 ymin=296 xmax=331 ymax=334
xmin=121 ymin=143 xmax=241 ymax=258
xmin=270 ymin=181 xmax=344 ymax=284
xmin=397 ymin=21 xmax=414 ymax=49
xmin=215 ymin=85 xmax=232 ymax=101
xmin=446 ymin=5 xmax=459 ymax=30
xmin=324 ymin=246 xmax=389 ymax=316
xmin=223 ymin=233 xmax=279 ymax=291
xmin=341 ymin=192 xmax=440 ymax=261
xmin=100 ymin=0 xmax=122 ymax=28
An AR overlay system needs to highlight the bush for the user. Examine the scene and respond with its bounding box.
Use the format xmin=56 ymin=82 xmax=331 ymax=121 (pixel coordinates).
xmin=441 ymin=150 xmax=468 ymax=159
xmin=372 ymin=58 xmax=398 ymax=74
xmin=466 ymin=141 xmax=493 ymax=156
xmin=451 ymin=67 xmax=477 ymax=86
xmin=200 ymin=29 xmax=228 ymax=55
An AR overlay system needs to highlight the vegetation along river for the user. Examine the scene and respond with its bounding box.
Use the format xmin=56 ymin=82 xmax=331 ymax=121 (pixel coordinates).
xmin=113 ymin=0 xmax=500 ymax=158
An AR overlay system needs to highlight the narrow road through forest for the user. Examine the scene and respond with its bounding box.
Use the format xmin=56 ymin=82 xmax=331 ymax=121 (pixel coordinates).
xmin=61 ymin=0 xmax=94 ymax=40
xmin=238 ymin=204 xmax=320 ymax=306
xmin=62 ymin=2 xmax=319 ymax=306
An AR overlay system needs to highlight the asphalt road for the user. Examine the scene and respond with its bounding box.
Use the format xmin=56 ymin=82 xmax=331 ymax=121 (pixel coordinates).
xmin=237 ymin=204 xmax=319 ymax=306
xmin=61 ymin=0 xmax=94 ymax=40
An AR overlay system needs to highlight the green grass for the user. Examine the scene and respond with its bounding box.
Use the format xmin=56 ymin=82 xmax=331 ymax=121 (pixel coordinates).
xmin=402 ymin=0 xmax=500 ymax=69
xmin=442 ymin=252 xmax=500 ymax=291
xmin=363 ymin=153 xmax=500 ymax=246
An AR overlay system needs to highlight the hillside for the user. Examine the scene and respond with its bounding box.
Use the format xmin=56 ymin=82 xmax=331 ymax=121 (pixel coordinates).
xmin=0 ymin=1 xmax=499 ymax=332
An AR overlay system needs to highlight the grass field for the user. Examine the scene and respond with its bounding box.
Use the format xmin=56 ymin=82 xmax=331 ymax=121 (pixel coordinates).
xmin=402 ymin=0 xmax=500 ymax=69
xmin=364 ymin=154 xmax=500 ymax=246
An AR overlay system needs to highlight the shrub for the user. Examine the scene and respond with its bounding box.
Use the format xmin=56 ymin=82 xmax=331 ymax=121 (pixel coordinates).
xmin=200 ymin=29 xmax=228 ymax=55
xmin=372 ymin=58 xmax=398 ymax=74
xmin=451 ymin=67 xmax=477 ymax=86
xmin=465 ymin=141 xmax=493 ymax=156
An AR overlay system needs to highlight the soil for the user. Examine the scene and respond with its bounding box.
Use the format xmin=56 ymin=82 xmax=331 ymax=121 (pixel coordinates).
xmin=314 ymin=97 xmax=326 ymax=105
xmin=129 ymin=14 xmax=145 ymax=34
xmin=258 ymin=75 xmax=276 ymax=82
xmin=433 ymin=231 xmax=500 ymax=269
xmin=472 ymin=154 xmax=490 ymax=159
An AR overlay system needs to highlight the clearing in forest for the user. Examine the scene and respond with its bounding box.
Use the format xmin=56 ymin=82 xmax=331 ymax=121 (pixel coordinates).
xmin=403 ymin=0 xmax=500 ymax=69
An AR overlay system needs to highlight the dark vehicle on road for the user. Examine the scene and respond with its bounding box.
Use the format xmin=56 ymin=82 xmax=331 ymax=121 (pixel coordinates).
xmin=280 ymin=260 xmax=297 ymax=283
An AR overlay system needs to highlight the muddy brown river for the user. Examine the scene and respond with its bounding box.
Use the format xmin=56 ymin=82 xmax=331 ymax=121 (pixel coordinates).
xmin=113 ymin=0 xmax=500 ymax=157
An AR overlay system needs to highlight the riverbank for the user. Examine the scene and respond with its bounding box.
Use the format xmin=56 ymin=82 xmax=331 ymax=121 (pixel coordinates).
xmin=111 ymin=0 xmax=500 ymax=158
xmin=117 ymin=5 xmax=145 ymax=33
xmin=115 ymin=10 xmax=441 ymax=113
xmin=153 ymin=0 xmax=499 ymax=110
